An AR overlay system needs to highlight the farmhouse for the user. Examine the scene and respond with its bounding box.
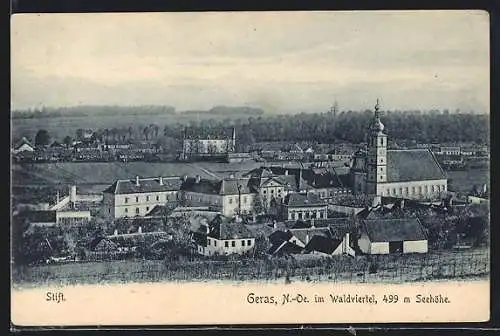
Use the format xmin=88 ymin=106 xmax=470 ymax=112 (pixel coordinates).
xmin=358 ymin=218 xmax=428 ymax=254
xmin=12 ymin=137 xmax=35 ymax=154
xmin=194 ymin=215 xmax=255 ymax=256
xmin=102 ymin=176 xmax=182 ymax=218
xmin=351 ymin=100 xmax=448 ymax=200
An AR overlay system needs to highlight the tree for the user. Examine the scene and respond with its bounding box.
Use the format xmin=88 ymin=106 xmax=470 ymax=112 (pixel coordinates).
xmin=63 ymin=136 xmax=73 ymax=148
xmin=35 ymin=129 xmax=51 ymax=147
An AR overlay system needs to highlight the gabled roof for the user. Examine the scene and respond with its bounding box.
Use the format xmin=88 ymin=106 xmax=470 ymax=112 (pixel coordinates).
xmin=386 ymin=149 xmax=447 ymax=182
xmin=268 ymin=241 xmax=303 ymax=255
xmin=289 ymin=227 xmax=331 ymax=245
xmin=269 ymin=230 xmax=293 ymax=245
xmin=284 ymin=192 xmax=327 ymax=207
xmin=180 ymin=177 xmax=254 ymax=195
xmin=24 ymin=210 xmax=57 ymax=223
xmin=361 ymin=218 xmax=427 ymax=242
xmin=208 ymin=215 xmax=254 ymax=240
xmin=103 ymin=176 xmax=183 ymax=194
xmin=13 ymin=137 xmax=34 ymax=150
xmin=304 ymin=235 xmax=342 ymax=254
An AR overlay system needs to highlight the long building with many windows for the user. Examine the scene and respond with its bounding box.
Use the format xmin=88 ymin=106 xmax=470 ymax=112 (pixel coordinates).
xmin=102 ymin=176 xmax=182 ymax=218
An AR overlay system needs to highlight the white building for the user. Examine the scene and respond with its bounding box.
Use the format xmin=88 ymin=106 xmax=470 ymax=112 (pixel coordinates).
xmin=282 ymin=192 xmax=328 ymax=221
xmin=194 ymin=215 xmax=255 ymax=256
xmin=351 ymin=100 xmax=448 ymax=200
xmin=358 ymin=218 xmax=428 ymax=254
xmin=180 ymin=175 xmax=256 ymax=217
xmin=102 ymin=176 xmax=182 ymax=218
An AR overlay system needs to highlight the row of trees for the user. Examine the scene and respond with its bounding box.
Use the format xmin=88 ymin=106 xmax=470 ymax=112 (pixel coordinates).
xmin=30 ymin=110 xmax=489 ymax=152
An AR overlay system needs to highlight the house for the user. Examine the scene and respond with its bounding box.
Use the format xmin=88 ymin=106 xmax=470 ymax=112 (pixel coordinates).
xmin=268 ymin=222 xmax=354 ymax=256
xmin=351 ymin=101 xmax=447 ymax=200
xmin=12 ymin=137 xmax=35 ymax=154
xmin=181 ymin=127 xmax=236 ymax=160
xmin=244 ymin=167 xmax=311 ymax=208
xmin=194 ymin=215 xmax=255 ymax=256
xmin=102 ymin=176 xmax=182 ymax=218
xmin=358 ymin=218 xmax=428 ymax=254
xmin=180 ymin=175 xmax=256 ymax=217
xmin=282 ymin=192 xmax=328 ymax=221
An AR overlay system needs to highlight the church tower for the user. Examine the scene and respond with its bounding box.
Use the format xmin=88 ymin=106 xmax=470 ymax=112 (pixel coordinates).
xmin=365 ymin=99 xmax=387 ymax=195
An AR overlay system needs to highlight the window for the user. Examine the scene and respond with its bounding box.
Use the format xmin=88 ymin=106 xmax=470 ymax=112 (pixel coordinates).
xmin=146 ymin=196 xmax=150 ymax=201
xmin=125 ymin=208 xmax=128 ymax=213
xmin=442 ymin=185 xmax=446 ymax=191
xmin=229 ymin=198 xmax=233 ymax=204
xmin=136 ymin=196 xmax=139 ymax=202
xmin=405 ymin=187 xmax=409 ymax=195
xmin=224 ymin=241 xmax=229 ymax=248
xmin=291 ymin=213 xmax=296 ymax=220
xmin=208 ymin=239 xmax=211 ymax=246
xmin=319 ymin=212 xmax=323 ymax=219
xmin=247 ymin=240 xmax=252 ymax=246
xmin=380 ymin=167 xmax=383 ymax=171
xmin=418 ymin=186 xmax=422 ymax=194
xmin=431 ymin=185 xmax=435 ymax=192
xmin=135 ymin=207 xmax=140 ymax=214
xmin=263 ymin=190 xmax=267 ymax=194
xmin=242 ymin=240 xmax=245 ymax=247
xmin=298 ymin=213 xmax=303 ymax=219
xmin=380 ymin=176 xmax=383 ymax=180
xmin=108 ymin=209 xmax=111 ymax=214
xmin=214 ymin=241 xmax=217 ymax=247
xmin=271 ymin=189 xmax=274 ymax=194
xmin=412 ymin=186 xmax=416 ymax=194
xmin=146 ymin=206 xmax=149 ymax=211
xmin=231 ymin=241 xmax=235 ymax=247
xmin=156 ymin=195 xmax=159 ymax=201
xmin=243 ymin=196 xmax=247 ymax=204
xmin=425 ymin=186 xmax=428 ymax=193
xmin=399 ymin=188 xmax=403 ymax=195
xmin=386 ymin=188 xmax=390 ymax=195
xmin=125 ymin=197 xmax=129 ymax=204
xmin=392 ymin=188 xmax=396 ymax=195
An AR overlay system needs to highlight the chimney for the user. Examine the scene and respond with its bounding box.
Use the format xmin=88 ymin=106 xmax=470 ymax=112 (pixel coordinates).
xmin=273 ymin=220 xmax=277 ymax=229
xmin=56 ymin=190 xmax=60 ymax=204
xmin=400 ymin=199 xmax=405 ymax=209
xmin=159 ymin=176 xmax=164 ymax=185
xmin=69 ymin=185 xmax=77 ymax=203
xmin=113 ymin=229 xmax=118 ymax=236
xmin=195 ymin=175 xmax=201 ymax=183
xmin=305 ymin=233 xmax=310 ymax=244
xmin=229 ymin=174 xmax=235 ymax=179
xmin=344 ymin=232 xmax=350 ymax=253
xmin=135 ymin=176 xmax=140 ymax=186
xmin=285 ymin=170 xmax=288 ymax=176
xmin=183 ymin=175 xmax=188 ymax=182
xmin=138 ymin=226 xmax=142 ymax=234
xmin=372 ymin=195 xmax=381 ymax=208
xmin=205 ymin=225 xmax=210 ymax=235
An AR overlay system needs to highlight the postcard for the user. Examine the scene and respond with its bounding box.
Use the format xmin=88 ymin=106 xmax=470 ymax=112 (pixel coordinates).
xmin=10 ymin=10 xmax=490 ymax=327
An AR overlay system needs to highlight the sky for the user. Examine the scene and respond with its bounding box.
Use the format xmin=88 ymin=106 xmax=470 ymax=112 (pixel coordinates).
xmin=11 ymin=11 xmax=490 ymax=114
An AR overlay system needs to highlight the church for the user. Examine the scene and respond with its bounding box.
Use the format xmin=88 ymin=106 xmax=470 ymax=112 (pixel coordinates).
xmin=351 ymin=100 xmax=448 ymax=200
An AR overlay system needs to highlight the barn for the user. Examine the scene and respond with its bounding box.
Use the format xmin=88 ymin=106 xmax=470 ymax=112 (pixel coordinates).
xmin=358 ymin=218 xmax=428 ymax=254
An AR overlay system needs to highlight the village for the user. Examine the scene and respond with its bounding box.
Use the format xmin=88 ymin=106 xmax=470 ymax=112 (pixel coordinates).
xmin=11 ymin=101 xmax=490 ymax=284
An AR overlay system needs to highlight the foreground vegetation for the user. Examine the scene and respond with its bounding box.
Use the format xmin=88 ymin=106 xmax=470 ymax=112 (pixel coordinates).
xmin=11 ymin=248 xmax=489 ymax=287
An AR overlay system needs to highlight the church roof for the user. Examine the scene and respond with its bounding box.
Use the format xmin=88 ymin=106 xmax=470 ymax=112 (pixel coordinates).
xmin=386 ymin=149 xmax=447 ymax=183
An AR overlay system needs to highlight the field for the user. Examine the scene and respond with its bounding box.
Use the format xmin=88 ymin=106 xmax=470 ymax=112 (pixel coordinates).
xmin=12 ymin=113 xmax=235 ymax=141
xmin=11 ymin=248 xmax=489 ymax=287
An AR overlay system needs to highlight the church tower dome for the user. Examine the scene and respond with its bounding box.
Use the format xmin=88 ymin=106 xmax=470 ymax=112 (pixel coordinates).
xmin=369 ymin=99 xmax=385 ymax=133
